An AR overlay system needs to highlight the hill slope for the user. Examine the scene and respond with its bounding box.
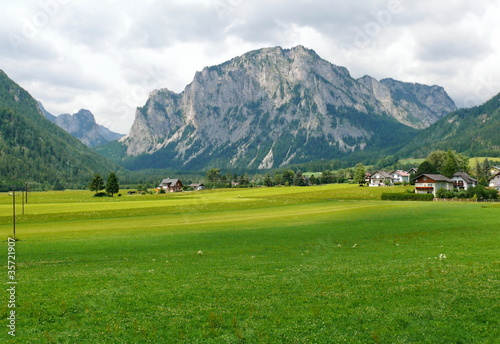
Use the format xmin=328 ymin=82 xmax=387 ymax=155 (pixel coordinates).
xmin=100 ymin=46 xmax=455 ymax=171
xmin=398 ymin=93 xmax=500 ymax=158
xmin=0 ymin=70 xmax=123 ymax=188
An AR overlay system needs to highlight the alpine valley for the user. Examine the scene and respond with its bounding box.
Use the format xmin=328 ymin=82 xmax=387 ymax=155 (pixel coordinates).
xmin=99 ymin=45 xmax=458 ymax=171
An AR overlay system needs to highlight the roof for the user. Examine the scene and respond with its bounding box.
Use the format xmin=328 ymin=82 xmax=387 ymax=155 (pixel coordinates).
xmin=189 ymin=183 xmax=204 ymax=187
xmin=489 ymin=171 xmax=500 ymax=180
xmin=412 ymin=174 xmax=453 ymax=182
xmin=160 ymin=178 xmax=181 ymax=186
xmin=373 ymin=170 xmax=391 ymax=178
xmin=391 ymin=170 xmax=410 ymax=177
xmin=452 ymin=172 xmax=478 ymax=184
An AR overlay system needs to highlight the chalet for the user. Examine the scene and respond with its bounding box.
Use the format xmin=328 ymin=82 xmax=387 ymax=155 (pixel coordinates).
xmin=369 ymin=171 xmax=393 ymax=187
xmin=189 ymin=183 xmax=205 ymax=191
xmin=158 ymin=178 xmax=183 ymax=192
xmin=408 ymin=167 xmax=418 ymax=175
xmin=489 ymin=166 xmax=500 ymax=176
xmin=413 ymin=174 xmax=453 ymax=197
xmin=364 ymin=172 xmax=372 ymax=185
xmin=390 ymin=170 xmax=410 ymax=184
xmin=452 ymin=172 xmax=478 ymax=190
xmin=489 ymin=172 xmax=500 ymax=191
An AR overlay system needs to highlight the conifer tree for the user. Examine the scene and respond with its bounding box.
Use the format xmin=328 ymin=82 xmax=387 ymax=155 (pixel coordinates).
xmin=106 ymin=172 xmax=119 ymax=196
xmin=89 ymin=174 xmax=104 ymax=194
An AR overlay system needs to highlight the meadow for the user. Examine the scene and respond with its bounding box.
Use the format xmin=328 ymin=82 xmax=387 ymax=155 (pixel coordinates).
xmin=1 ymin=185 xmax=498 ymax=343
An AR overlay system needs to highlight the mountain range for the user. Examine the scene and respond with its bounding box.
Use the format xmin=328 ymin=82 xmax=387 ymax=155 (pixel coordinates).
xmin=37 ymin=102 xmax=124 ymax=148
xmin=1 ymin=45 xmax=498 ymax=186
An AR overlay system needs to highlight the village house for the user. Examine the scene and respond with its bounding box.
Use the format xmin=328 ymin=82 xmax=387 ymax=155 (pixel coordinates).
xmin=413 ymin=174 xmax=454 ymax=197
xmin=364 ymin=172 xmax=372 ymax=185
xmin=489 ymin=172 xmax=500 ymax=191
xmin=390 ymin=170 xmax=410 ymax=184
xmin=408 ymin=167 xmax=418 ymax=175
xmin=452 ymin=172 xmax=478 ymax=190
xmin=189 ymin=183 xmax=205 ymax=191
xmin=158 ymin=178 xmax=183 ymax=192
xmin=369 ymin=171 xmax=393 ymax=187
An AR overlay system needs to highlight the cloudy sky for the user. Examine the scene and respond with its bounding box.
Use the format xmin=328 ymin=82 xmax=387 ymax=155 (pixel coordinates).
xmin=1 ymin=0 xmax=499 ymax=133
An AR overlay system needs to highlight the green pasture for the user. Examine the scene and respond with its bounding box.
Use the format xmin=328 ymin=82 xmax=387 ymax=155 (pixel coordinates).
xmin=1 ymin=185 xmax=498 ymax=343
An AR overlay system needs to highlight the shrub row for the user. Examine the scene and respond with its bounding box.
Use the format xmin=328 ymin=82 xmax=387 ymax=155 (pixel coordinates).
xmin=381 ymin=193 xmax=434 ymax=201
xmin=436 ymin=186 xmax=498 ymax=200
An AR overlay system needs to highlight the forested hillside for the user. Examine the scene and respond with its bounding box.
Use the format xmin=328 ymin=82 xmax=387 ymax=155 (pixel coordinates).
xmin=0 ymin=70 xmax=123 ymax=189
xmin=398 ymin=93 xmax=500 ymax=158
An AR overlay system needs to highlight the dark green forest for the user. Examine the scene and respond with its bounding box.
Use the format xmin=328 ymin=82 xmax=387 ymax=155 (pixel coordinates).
xmin=0 ymin=70 xmax=123 ymax=190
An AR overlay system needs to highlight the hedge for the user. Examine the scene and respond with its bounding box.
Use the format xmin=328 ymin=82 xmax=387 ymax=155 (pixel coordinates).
xmin=381 ymin=193 xmax=434 ymax=201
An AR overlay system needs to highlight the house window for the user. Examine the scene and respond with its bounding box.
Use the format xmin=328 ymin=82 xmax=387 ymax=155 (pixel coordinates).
xmin=423 ymin=177 xmax=427 ymax=181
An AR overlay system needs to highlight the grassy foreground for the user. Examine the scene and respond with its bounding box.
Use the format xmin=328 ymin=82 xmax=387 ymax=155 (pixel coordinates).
xmin=1 ymin=185 xmax=499 ymax=343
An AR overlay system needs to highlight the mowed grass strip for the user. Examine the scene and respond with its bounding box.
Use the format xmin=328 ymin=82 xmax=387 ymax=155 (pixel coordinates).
xmin=1 ymin=185 xmax=498 ymax=343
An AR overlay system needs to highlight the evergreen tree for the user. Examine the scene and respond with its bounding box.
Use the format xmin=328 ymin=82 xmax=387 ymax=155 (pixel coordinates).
xmin=264 ymin=174 xmax=273 ymax=187
xmin=441 ymin=151 xmax=459 ymax=178
xmin=416 ymin=160 xmax=438 ymax=175
xmin=106 ymin=172 xmax=120 ymax=196
xmin=89 ymin=174 xmax=104 ymax=194
xmin=282 ymin=170 xmax=295 ymax=185
xmin=354 ymin=163 xmax=366 ymax=185
xmin=482 ymin=158 xmax=491 ymax=177
xmin=273 ymin=173 xmax=283 ymax=186
xmin=474 ymin=158 xmax=482 ymax=178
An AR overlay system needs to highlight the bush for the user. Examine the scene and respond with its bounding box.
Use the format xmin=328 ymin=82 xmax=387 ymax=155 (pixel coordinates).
xmin=93 ymin=192 xmax=108 ymax=197
xmin=381 ymin=193 xmax=434 ymax=201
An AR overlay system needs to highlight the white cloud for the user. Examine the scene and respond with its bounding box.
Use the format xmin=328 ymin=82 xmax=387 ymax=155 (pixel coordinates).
xmin=0 ymin=0 xmax=498 ymax=133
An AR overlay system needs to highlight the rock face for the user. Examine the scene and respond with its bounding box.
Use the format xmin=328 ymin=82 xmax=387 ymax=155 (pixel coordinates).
xmin=358 ymin=77 xmax=456 ymax=129
xmin=40 ymin=106 xmax=124 ymax=147
xmin=119 ymin=45 xmax=456 ymax=170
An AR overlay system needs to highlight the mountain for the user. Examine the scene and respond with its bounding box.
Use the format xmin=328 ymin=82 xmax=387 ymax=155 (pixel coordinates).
xmin=0 ymin=69 xmax=123 ymax=188
xmin=36 ymin=100 xmax=56 ymax=121
xmin=100 ymin=46 xmax=456 ymax=171
xmin=398 ymin=93 xmax=500 ymax=158
xmin=39 ymin=105 xmax=124 ymax=148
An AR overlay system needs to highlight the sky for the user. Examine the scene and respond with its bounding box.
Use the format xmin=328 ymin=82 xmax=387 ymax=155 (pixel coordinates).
xmin=1 ymin=0 xmax=499 ymax=133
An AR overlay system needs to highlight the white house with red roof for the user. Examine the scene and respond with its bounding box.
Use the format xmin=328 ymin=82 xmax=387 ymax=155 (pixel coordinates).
xmin=390 ymin=170 xmax=410 ymax=184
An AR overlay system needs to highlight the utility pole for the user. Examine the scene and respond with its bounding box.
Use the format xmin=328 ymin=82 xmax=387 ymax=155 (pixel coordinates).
xmin=8 ymin=189 xmax=18 ymax=240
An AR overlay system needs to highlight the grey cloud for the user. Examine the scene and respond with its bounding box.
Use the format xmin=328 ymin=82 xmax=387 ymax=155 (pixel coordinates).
xmin=416 ymin=32 xmax=492 ymax=62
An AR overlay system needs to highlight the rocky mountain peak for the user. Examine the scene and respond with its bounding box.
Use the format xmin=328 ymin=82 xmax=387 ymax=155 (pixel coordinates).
xmin=116 ymin=45 xmax=456 ymax=170
xmin=38 ymin=104 xmax=124 ymax=148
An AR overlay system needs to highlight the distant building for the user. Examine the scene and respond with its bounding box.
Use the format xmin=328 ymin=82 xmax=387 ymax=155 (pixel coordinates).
xmin=159 ymin=179 xmax=183 ymax=192
xmin=189 ymin=183 xmax=205 ymax=191
xmin=390 ymin=170 xmax=410 ymax=183
xmin=489 ymin=172 xmax=500 ymax=191
xmin=413 ymin=174 xmax=454 ymax=197
xmin=452 ymin=172 xmax=478 ymax=190
xmin=369 ymin=171 xmax=393 ymax=187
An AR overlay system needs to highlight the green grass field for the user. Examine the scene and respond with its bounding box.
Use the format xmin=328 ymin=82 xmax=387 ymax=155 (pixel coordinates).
xmin=1 ymin=185 xmax=498 ymax=343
